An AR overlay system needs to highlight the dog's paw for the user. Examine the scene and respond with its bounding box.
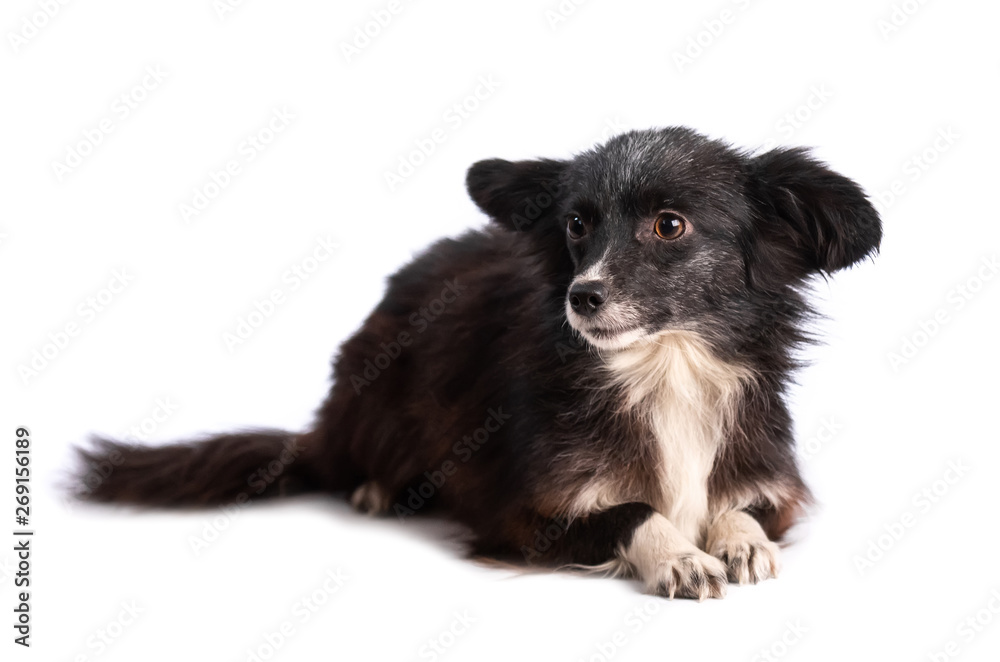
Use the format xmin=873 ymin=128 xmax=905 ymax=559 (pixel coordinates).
xmin=644 ymin=550 xmax=729 ymax=601
xmin=349 ymin=481 xmax=392 ymax=515
xmin=624 ymin=514 xmax=728 ymax=600
xmin=708 ymin=535 xmax=781 ymax=585
xmin=705 ymin=510 xmax=782 ymax=585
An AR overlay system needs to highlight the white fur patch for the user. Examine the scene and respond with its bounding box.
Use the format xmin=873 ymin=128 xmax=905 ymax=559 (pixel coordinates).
xmin=566 ymin=479 xmax=623 ymax=519
xmin=705 ymin=510 xmax=781 ymax=584
xmin=576 ymin=250 xmax=609 ymax=282
xmin=621 ymin=513 xmax=728 ymax=600
xmin=604 ymin=330 xmax=751 ymax=547
xmin=570 ymin=324 xmax=647 ymax=351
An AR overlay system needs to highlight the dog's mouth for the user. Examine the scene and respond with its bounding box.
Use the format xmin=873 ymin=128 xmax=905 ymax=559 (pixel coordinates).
xmin=580 ymin=327 xmax=647 ymax=350
xmin=563 ymin=295 xmax=650 ymax=351
xmin=583 ymin=326 xmax=629 ymax=339
xmin=568 ymin=320 xmax=648 ymax=351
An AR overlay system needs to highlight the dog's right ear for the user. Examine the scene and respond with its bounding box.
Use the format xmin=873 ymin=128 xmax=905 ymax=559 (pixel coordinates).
xmin=466 ymin=158 xmax=567 ymax=232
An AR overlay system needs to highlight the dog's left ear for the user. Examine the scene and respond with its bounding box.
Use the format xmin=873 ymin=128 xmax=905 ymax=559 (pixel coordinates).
xmin=466 ymin=158 xmax=567 ymax=232
xmin=748 ymin=147 xmax=882 ymax=276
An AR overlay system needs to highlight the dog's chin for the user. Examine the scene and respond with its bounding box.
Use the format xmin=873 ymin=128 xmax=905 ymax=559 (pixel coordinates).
xmin=570 ymin=322 xmax=649 ymax=352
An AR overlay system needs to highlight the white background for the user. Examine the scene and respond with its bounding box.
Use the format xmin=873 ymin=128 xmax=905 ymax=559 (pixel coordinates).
xmin=2 ymin=0 xmax=999 ymax=660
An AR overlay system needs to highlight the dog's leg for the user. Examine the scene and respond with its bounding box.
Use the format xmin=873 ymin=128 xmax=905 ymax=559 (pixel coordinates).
xmin=532 ymin=503 xmax=727 ymax=600
xmin=705 ymin=509 xmax=781 ymax=584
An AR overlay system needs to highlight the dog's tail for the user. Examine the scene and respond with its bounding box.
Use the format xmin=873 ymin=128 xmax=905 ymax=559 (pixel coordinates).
xmin=74 ymin=429 xmax=320 ymax=506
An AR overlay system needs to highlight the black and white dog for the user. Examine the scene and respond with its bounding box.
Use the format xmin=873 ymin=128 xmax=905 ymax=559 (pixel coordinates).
xmin=78 ymin=127 xmax=881 ymax=600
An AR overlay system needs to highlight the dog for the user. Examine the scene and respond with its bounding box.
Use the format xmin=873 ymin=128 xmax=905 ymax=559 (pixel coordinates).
xmin=77 ymin=127 xmax=881 ymax=600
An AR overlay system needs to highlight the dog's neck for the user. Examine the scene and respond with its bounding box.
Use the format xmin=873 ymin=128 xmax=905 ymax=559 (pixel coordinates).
xmin=603 ymin=330 xmax=751 ymax=545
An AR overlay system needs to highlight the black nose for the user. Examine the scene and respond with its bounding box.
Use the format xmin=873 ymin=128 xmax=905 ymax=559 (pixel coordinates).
xmin=568 ymin=281 xmax=608 ymax=316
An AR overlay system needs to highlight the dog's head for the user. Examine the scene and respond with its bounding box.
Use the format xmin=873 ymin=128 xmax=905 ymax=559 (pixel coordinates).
xmin=466 ymin=128 xmax=881 ymax=351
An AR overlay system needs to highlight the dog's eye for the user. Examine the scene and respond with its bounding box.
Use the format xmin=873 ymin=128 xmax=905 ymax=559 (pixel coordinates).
xmin=567 ymin=214 xmax=587 ymax=239
xmin=654 ymin=212 xmax=686 ymax=240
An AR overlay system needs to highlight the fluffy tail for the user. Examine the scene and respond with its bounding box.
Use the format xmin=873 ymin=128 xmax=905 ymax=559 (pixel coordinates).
xmin=74 ymin=429 xmax=319 ymax=506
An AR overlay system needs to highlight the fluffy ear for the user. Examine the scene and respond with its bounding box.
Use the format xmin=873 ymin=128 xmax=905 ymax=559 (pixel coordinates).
xmin=466 ymin=158 xmax=567 ymax=231
xmin=748 ymin=147 xmax=882 ymax=276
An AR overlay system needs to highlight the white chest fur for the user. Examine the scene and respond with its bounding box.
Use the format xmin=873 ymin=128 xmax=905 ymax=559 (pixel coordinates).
xmin=605 ymin=330 xmax=750 ymax=546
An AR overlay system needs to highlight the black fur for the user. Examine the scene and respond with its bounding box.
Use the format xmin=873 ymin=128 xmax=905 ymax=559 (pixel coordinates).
xmin=75 ymin=127 xmax=881 ymax=597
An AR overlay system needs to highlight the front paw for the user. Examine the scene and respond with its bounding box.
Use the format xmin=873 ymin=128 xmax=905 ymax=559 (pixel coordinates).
xmin=644 ymin=550 xmax=729 ymax=601
xmin=708 ymin=536 xmax=781 ymax=585
xmin=624 ymin=513 xmax=729 ymax=600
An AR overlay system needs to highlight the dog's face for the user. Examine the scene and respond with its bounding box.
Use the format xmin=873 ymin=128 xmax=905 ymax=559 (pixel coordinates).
xmin=556 ymin=133 xmax=755 ymax=350
xmin=467 ymin=128 xmax=882 ymax=351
